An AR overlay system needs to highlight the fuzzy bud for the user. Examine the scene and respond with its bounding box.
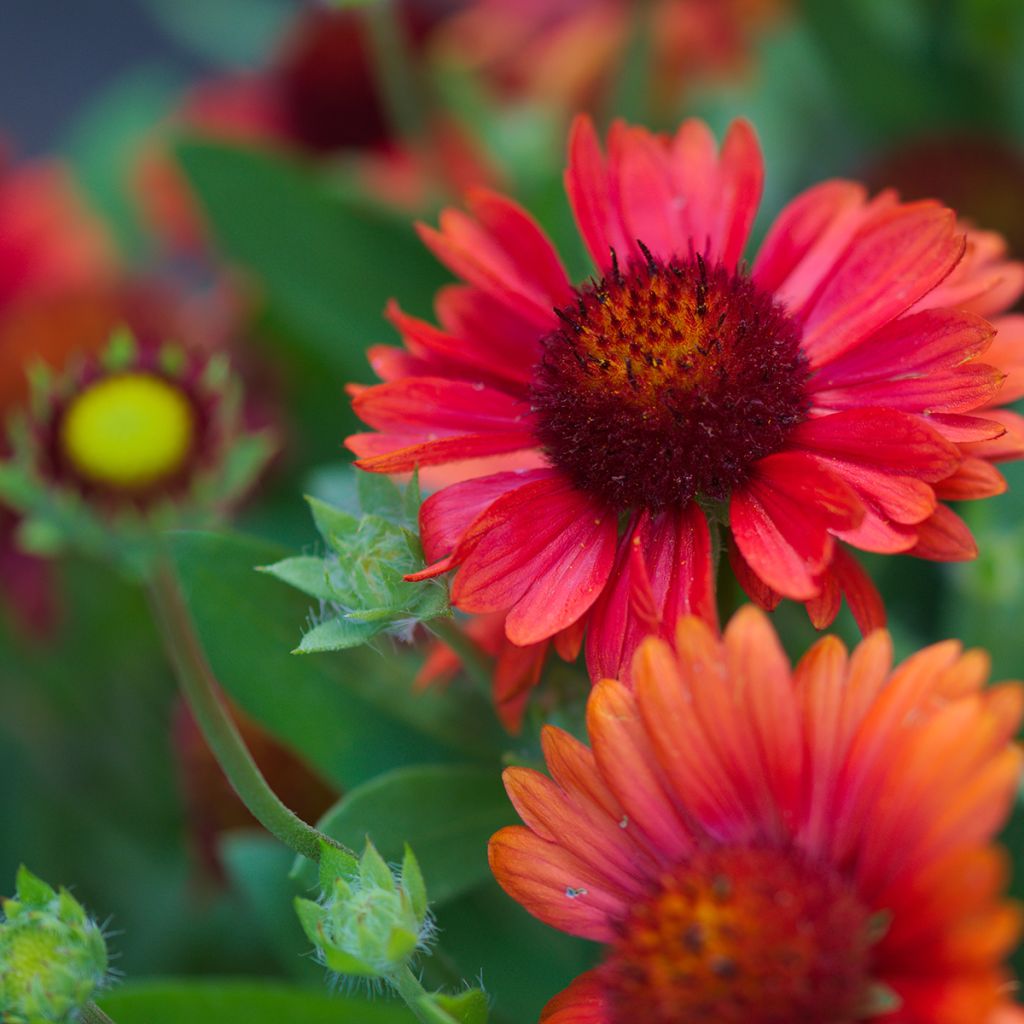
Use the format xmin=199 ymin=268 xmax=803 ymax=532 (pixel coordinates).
xmin=295 ymin=840 xmax=431 ymax=979
xmin=0 ymin=866 xmax=109 ymax=1023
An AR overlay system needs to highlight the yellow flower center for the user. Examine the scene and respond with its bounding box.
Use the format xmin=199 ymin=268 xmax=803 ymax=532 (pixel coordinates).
xmin=602 ymin=846 xmax=874 ymax=1024
xmin=59 ymin=372 xmax=195 ymax=491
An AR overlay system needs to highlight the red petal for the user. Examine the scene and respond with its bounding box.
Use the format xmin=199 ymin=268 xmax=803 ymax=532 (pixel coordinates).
xmin=912 ymin=506 xmax=978 ymax=561
xmin=711 ymin=119 xmax=764 ymax=268
xmin=565 ymin=114 xmax=631 ymax=272
xmin=753 ymin=180 xmax=870 ymax=299
xmin=386 ymin=301 xmax=532 ymax=390
xmin=350 ymin=432 xmax=537 ymax=473
xmin=609 ymin=121 xmax=677 ymax=262
xmin=587 ymin=504 xmax=716 ymax=683
xmin=420 ymin=469 xmax=551 ymax=563
xmin=351 ymin=376 xmax=528 ymax=434
xmin=727 ymin=537 xmax=782 ymax=611
xmin=791 ymin=408 xmax=960 ymax=482
xmin=451 ymin=476 xmax=617 ymax=644
xmin=933 ymin=459 xmax=1007 ymax=501
xmin=540 ymin=971 xmax=611 ymax=1024
xmin=798 ymin=202 xmax=965 ymax=367
xmin=831 ymin=546 xmax=886 ymax=634
xmin=488 ymin=826 xmax=625 ymax=942
xmin=813 ymin=309 xmax=994 ymax=389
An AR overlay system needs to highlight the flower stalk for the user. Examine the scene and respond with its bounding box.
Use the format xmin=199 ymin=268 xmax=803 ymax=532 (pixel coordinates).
xmin=147 ymin=558 xmax=343 ymax=864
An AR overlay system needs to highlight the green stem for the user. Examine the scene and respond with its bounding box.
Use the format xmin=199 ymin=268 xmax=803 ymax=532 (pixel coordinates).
xmin=147 ymin=560 xmax=342 ymax=863
xmin=81 ymin=1003 xmax=117 ymax=1024
xmin=361 ymin=0 xmax=426 ymax=145
xmin=427 ymin=616 xmax=494 ymax=697
xmin=389 ymin=965 xmax=436 ymax=1024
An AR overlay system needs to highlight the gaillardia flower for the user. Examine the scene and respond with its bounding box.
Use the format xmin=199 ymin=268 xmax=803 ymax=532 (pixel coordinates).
xmin=0 ymin=336 xmax=272 ymax=573
xmin=489 ymin=608 xmax=1024 ymax=1022
xmin=349 ymin=115 xmax=1024 ymax=690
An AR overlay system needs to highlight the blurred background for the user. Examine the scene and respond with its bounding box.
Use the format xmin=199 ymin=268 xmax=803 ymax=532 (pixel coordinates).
xmin=3 ymin=0 xmax=1024 ymax=1013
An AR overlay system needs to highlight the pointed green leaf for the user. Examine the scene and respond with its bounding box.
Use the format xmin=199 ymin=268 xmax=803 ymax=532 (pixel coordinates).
xmin=306 ymin=496 xmax=360 ymax=549
xmin=294 ymin=898 xmax=328 ymax=947
xmin=401 ymin=845 xmax=428 ymax=921
xmin=318 ymin=841 xmax=359 ymax=890
xmin=259 ymin=556 xmax=338 ymax=602
xmin=385 ymin=927 xmax=420 ymax=964
xmin=322 ymin=946 xmax=381 ymax=978
xmin=15 ymin=865 xmax=56 ymax=906
xmin=295 ymin=615 xmax=381 ymax=653
xmin=359 ymin=840 xmax=396 ymax=892
xmin=356 ymin=473 xmax=405 ymax=523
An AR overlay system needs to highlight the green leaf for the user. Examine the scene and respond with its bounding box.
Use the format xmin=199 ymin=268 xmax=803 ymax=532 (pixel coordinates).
xmin=175 ymin=141 xmax=449 ymax=378
xmin=295 ymin=614 xmax=380 ymax=653
xmin=98 ymin=981 xmax=416 ymax=1023
xmin=296 ymin=765 xmax=512 ymax=906
xmin=166 ymin=531 xmax=504 ymax=788
xmin=318 ymin=841 xmax=360 ymax=890
xmin=14 ymin=865 xmax=56 ymax=906
xmin=258 ymin=556 xmax=338 ymax=602
xmin=401 ymin=845 xmax=428 ymax=921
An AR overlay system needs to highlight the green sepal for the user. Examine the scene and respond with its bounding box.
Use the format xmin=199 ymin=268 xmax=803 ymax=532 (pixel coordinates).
xmin=294 ymin=615 xmax=380 ymax=654
xmin=317 ymin=841 xmax=359 ymax=892
xmin=415 ymin=990 xmax=489 ymax=1024
xmin=258 ymin=556 xmax=338 ymax=602
xmin=293 ymin=898 xmax=328 ymax=948
xmin=321 ymin=947 xmax=380 ymax=978
xmin=14 ymin=866 xmax=56 ymax=907
xmin=400 ymin=845 xmax=427 ymax=921
xmin=359 ymin=841 xmax=396 ymax=893
xmin=384 ymin=927 xmax=420 ymax=964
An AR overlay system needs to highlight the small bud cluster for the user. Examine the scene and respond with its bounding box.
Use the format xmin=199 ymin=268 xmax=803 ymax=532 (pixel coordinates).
xmin=0 ymin=866 xmax=109 ymax=1024
xmin=296 ymin=840 xmax=432 ymax=979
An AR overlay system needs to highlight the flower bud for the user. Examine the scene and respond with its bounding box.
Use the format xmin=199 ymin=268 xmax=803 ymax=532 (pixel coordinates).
xmin=295 ymin=840 xmax=432 ymax=979
xmin=0 ymin=866 xmax=109 ymax=1023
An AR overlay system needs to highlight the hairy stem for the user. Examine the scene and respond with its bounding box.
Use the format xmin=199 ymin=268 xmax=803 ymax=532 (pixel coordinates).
xmin=389 ymin=965 xmax=437 ymax=1024
xmin=148 ymin=559 xmax=342 ymax=863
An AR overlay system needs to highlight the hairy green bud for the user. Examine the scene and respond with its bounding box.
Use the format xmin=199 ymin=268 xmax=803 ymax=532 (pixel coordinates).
xmin=296 ymin=840 xmax=432 ymax=979
xmin=0 ymin=866 xmax=109 ymax=1023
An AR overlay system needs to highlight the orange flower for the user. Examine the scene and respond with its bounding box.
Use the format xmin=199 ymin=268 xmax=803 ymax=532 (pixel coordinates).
xmin=490 ymin=607 xmax=1023 ymax=1022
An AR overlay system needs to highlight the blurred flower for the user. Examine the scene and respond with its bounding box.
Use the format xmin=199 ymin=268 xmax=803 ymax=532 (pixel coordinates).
xmin=437 ymin=0 xmax=783 ymax=114
xmin=0 ymin=334 xmax=273 ymax=575
xmin=349 ymin=114 xmax=1024 ymax=711
xmin=174 ymin=699 xmax=338 ymax=881
xmin=0 ymin=155 xmax=119 ymax=635
xmin=137 ymin=2 xmax=494 ymax=252
xmin=867 ymin=135 xmax=1024 ymax=259
xmin=490 ymin=607 xmax=1024 ymax=1023
xmin=0 ymin=865 xmax=109 ymax=1024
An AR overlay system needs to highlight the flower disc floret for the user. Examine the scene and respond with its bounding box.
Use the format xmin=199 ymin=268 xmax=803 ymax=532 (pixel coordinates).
xmin=532 ymin=251 xmax=808 ymax=510
xmin=58 ymin=371 xmax=196 ymax=491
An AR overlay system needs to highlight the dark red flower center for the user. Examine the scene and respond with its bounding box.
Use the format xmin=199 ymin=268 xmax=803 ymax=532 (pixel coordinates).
xmin=530 ymin=251 xmax=809 ymax=511
xmin=601 ymin=846 xmax=875 ymax=1024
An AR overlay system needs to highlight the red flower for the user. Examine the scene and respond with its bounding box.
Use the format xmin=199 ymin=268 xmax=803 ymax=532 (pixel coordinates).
xmin=350 ymin=116 xmax=1024 ymax=701
xmin=490 ymin=608 xmax=1024 ymax=1022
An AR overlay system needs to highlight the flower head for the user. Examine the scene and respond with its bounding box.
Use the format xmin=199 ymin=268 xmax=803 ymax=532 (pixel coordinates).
xmin=349 ymin=114 xmax=1024 ymax=709
xmin=489 ymin=608 xmax=1024 ymax=1022
xmin=0 ymin=866 xmax=110 ymax=1024
xmin=0 ymin=333 xmax=273 ymax=574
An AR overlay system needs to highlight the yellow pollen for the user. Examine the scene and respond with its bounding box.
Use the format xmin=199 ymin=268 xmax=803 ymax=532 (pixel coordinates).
xmin=59 ymin=372 xmax=195 ymax=490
